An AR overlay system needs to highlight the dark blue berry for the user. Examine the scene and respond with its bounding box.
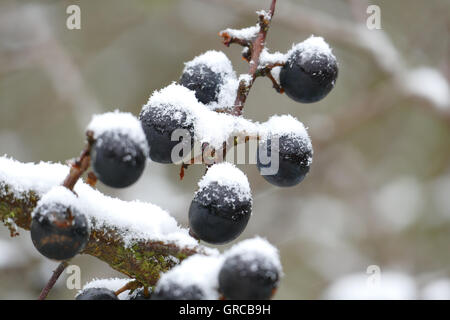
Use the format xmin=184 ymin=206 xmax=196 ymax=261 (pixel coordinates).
xmin=280 ymin=47 xmax=338 ymax=103
xmin=257 ymin=134 xmax=312 ymax=187
xmin=31 ymin=202 xmax=89 ymax=261
xmin=180 ymin=64 xmax=224 ymax=105
xmin=91 ymin=131 xmax=146 ymax=188
xmin=151 ymin=282 xmax=204 ymax=300
xmin=219 ymin=254 xmax=280 ymax=300
xmin=76 ymin=288 xmax=118 ymax=300
xmin=189 ymin=182 xmax=252 ymax=245
xmin=139 ymin=105 xmax=194 ymax=164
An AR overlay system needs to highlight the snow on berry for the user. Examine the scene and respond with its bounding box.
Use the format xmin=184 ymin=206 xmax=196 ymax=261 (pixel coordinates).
xmin=197 ymin=162 xmax=252 ymax=203
xmin=180 ymin=51 xmax=239 ymax=110
xmin=286 ymin=35 xmax=336 ymax=66
xmin=32 ymin=185 xmax=80 ymax=218
xmin=223 ymin=236 xmax=283 ymax=274
xmin=155 ymin=254 xmax=224 ymax=300
xmin=183 ymin=50 xmax=234 ymax=77
xmin=262 ymin=115 xmax=312 ymax=148
xmin=77 ymin=278 xmax=130 ymax=300
xmin=87 ymin=110 xmax=149 ymax=156
xmin=142 ymin=83 xmax=260 ymax=149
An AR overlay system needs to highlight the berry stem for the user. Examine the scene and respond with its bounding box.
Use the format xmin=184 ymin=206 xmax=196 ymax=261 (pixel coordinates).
xmin=62 ymin=131 xmax=95 ymax=191
xmin=37 ymin=261 xmax=68 ymax=300
xmin=230 ymin=0 xmax=277 ymax=116
xmin=114 ymin=280 xmax=140 ymax=297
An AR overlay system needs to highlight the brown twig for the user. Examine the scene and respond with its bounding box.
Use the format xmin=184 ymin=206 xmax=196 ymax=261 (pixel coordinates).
xmin=114 ymin=280 xmax=140 ymax=297
xmin=37 ymin=131 xmax=95 ymax=300
xmin=37 ymin=261 xmax=69 ymax=300
xmin=62 ymin=131 xmax=95 ymax=191
xmin=219 ymin=0 xmax=277 ymax=116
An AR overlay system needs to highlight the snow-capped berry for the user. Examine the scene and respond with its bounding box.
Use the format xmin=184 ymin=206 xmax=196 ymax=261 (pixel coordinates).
xmin=88 ymin=111 xmax=148 ymax=188
xmin=257 ymin=115 xmax=313 ymax=187
xmin=280 ymin=36 xmax=338 ymax=103
xmin=179 ymin=50 xmax=235 ymax=106
xmin=151 ymin=282 xmax=205 ymax=300
xmin=76 ymin=288 xmax=118 ymax=300
xmin=189 ymin=163 xmax=252 ymax=245
xmin=219 ymin=237 xmax=282 ymax=300
xmin=139 ymin=103 xmax=194 ymax=164
xmin=30 ymin=187 xmax=89 ymax=261
xmin=152 ymin=255 xmax=223 ymax=300
xmin=91 ymin=131 xmax=146 ymax=188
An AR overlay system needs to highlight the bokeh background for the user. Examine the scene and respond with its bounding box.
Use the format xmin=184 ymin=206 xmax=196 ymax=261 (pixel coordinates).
xmin=0 ymin=0 xmax=449 ymax=299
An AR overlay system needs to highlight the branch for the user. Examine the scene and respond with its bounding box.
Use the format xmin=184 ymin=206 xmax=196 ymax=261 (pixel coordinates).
xmin=220 ymin=0 xmax=278 ymax=116
xmin=0 ymin=158 xmax=210 ymax=287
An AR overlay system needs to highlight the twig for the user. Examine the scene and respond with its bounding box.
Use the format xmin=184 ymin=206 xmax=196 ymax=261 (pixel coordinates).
xmin=230 ymin=0 xmax=277 ymax=116
xmin=114 ymin=280 xmax=140 ymax=296
xmin=37 ymin=261 xmax=68 ymax=300
xmin=219 ymin=0 xmax=277 ymax=116
xmin=62 ymin=131 xmax=95 ymax=191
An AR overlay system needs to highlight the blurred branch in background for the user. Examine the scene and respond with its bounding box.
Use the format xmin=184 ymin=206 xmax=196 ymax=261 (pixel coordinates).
xmin=0 ymin=4 xmax=102 ymax=130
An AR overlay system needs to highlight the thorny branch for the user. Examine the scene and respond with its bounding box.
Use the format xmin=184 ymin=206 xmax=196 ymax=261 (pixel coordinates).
xmin=180 ymin=0 xmax=280 ymax=178
xmin=220 ymin=0 xmax=278 ymax=116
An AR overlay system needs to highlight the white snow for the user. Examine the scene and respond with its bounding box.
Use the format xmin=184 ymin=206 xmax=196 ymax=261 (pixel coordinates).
xmin=224 ymin=236 xmax=282 ymax=274
xmin=0 ymin=156 xmax=209 ymax=251
xmin=286 ymin=36 xmax=336 ymax=66
xmin=270 ymin=66 xmax=281 ymax=84
xmin=77 ymin=278 xmax=131 ymax=300
xmin=183 ymin=51 xmax=239 ymax=111
xmin=156 ymin=254 xmax=224 ymax=300
xmin=323 ymin=272 xmax=417 ymax=300
xmin=261 ymin=114 xmax=312 ymax=152
xmin=212 ymin=76 xmax=239 ymax=111
xmin=421 ymin=279 xmax=450 ymax=300
xmin=32 ymin=185 xmax=80 ymax=218
xmin=220 ymin=25 xmax=260 ymax=41
xmin=0 ymin=155 xmax=69 ymax=198
xmin=239 ymin=74 xmax=253 ymax=86
xmin=87 ymin=110 xmax=149 ymax=155
xmin=142 ymin=83 xmax=261 ymax=148
xmin=259 ymin=48 xmax=287 ymax=67
xmin=143 ymin=84 xmax=312 ymax=150
xmin=256 ymin=10 xmax=272 ymax=21
xmin=402 ymin=67 xmax=450 ymax=109
xmin=184 ymin=50 xmax=234 ymax=78
xmin=197 ymin=162 xmax=251 ymax=202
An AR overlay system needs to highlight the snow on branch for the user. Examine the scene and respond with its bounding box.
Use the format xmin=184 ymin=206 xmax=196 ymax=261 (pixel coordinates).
xmin=0 ymin=156 xmax=213 ymax=286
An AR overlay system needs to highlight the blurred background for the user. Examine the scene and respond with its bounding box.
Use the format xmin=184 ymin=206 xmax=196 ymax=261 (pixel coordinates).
xmin=0 ymin=0 xmax=449 ymax=299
